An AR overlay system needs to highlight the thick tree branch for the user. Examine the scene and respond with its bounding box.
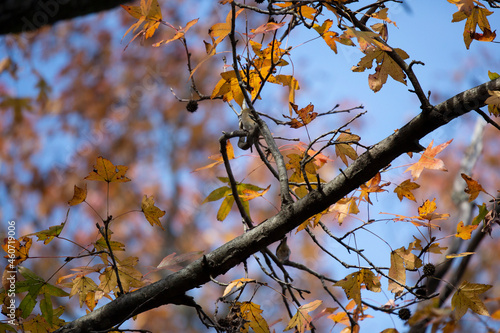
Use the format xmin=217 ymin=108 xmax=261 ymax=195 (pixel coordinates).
xmin=54 ymin=78 xmax=500 ymax=333
xmin=0 ymin=0 xmax=129 ymax=35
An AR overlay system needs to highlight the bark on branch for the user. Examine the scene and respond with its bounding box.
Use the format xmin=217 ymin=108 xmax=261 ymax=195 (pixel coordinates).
xmin=54 ymin=78 xmax=500 ymax=332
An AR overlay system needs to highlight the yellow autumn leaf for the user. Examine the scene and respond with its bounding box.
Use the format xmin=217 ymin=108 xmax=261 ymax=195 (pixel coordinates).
xmin=485 ymin=90 xmax=500 ymax=116
xmin=388 ymin=241 xmax=422 ymax=295
xmin=84 ymin=156 xmax=131 ymax=183
xmin=394 ymin=179 xmax=420 ymax=202
xmin=451 ymin=280 xmax=491 ymax=320
xmin=68 ymin=184 xmax=87 ymax=206
xmin=333 ymin=197 xmax=360 ymax=224
xmin=285 ymin=300 xmax=322 ymax=333
xmin=239 ymin=301 xmax=270 ymax=333
xmin=335 ymin=131 xmax=360 ymax=166
xmin=223 ymin=278 xmax=255 ymax=297
xmin=455 ymin=221 xmax=478 ymax=240
xmin=141 ymin=195 xmax=165 ymax=229
xmin=446 ymin=252 xmax=475 ymax=259
xmin=121 ymin=0 xmax=162 ymax=40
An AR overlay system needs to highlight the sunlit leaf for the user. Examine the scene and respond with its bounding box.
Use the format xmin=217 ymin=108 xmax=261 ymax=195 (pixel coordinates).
xmin=84 ymin=156 xmax=131 ymax=183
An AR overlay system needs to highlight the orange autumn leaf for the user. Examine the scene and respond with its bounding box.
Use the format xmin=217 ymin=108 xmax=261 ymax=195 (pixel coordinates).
xmin=141 ymin=195 xmax=165 ymax=229
xmin=68 ymin=184 xmax=87 ymax=206
xmin=286 ymin=103 xmax=318 ymax=128
xmin=248 ymin=21 xmax=286 ymax=38
xmin=470 ymin=27 xmax=496 ymax=42
xmin=284 ymin=300 xmax=322 ymax=333
xmin=418 ymin=199 xmax=450 ymax=221
xmin=3 ymin=236 xmax=32 ymax=266
xmin=455 ymin=221 xmax=478 ymax=240
xmin=461 ymin=173 xmax=486 ymax=201
xmin=359 ymin=172 xmax=389 ymax=204
xmin=153 ymin=18 xmax=198 ymax=47
xmin=394 ymin=179 xmax=420 ymax=202
xmin=121 ymin=0 xmax=162 ymax=40
xmin=405 ymin=139 xmax=452 ymax=179
xmin=84 ymin=157 xmax=131 ymax=183
xmin=335 ymin=130 xmax=361 ymax=166
xmin=209 ymin=8 xmax=244 ymax=49
xmin=451 ymin=5 xmax=494 ymax=49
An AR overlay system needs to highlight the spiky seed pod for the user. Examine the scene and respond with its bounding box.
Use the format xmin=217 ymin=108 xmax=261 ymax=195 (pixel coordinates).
xmin=186 ymin=100 xmax=198 ymax=113
xmin=398 ymin=308 xmax=411 ymax=320
xmin=423 ymin=263 xmax=436 ymax=277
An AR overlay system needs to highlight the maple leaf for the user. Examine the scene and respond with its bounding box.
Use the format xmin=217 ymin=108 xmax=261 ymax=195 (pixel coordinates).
xmin=370 ymin=8 xmax=397 ymax=26
xmin=335 ymin=130 xmax=361 ymax=166
xmin=461 ymin=173 xmax=486 ymax=201
xmin=239 ymin=301 xmax=270 ymax=333
xmin=157 ymin=251 xmax=204 ymax=272
xmin=388 ymin=241 xmax=422 ymax=295
xmin=70 ymin=276 xmax=98 ymax=307
xmin=284 ymin=300 xmax=322 ymax=333
xmin=352 ymin=48 xmax=409 ymax=92
xmin=211 ymin=70 xmax=262 ymax=106
xmin=313 ymin=20 xmax=355 ymax=54
xmin=405 ymin=140 xmax=452 ymax=179
xmin=418 ymin=199 xmax=450 ymax=221
xmin=2 ymin=236 xmax=32 ymax=266
xmin=394 ymin=179 xmax=420 ymax=202
xmin=472 ymin=202 xmax=489 ymax=225
xmin=208 ymin=8 xmax=244 ymax=48
xmin=344 ymin=27 xmax=392 ymax=52
xmin=359 ymin=172 xmax=389 ymax=204
xmin=121 ymin=0 xmax=162 ymax=40
xmin=485 ymin=89 xmax=500 ymax=116
xmin=84 ymin=156 xmax=131 ymax=183
xmin=452 ymin=5 xmax=494 ymax=49
xmin=334 ymin=270 xmax=381 ymax=309
xmin=455 ymin=221 xmax=479 ymax=240
xmin=250 ymin=40 xmax=290 ymax=69
xmin=68 ymin=184 xmax=87 ymax=206
xmin=223 ymin=278 xmax=256 ymax=297
xmin=115 ymin=256 xmax=145 ymax=291
xmin=153 ymin=18 xmax=198 ymax=47
xmin=286 ymin=103 xmax=318 ymax=128
xmin=333 ymin=197 xmax=359 ymax=224
xmin=94 ymin=236 xmax=126 ymax=253
xmin=451 ymin=280 xmax=491 ymax=320
xmin=141 ymin=195 xmax=165 ymax=229
xmin=30 ymin=223 xmax=65 ymax=245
